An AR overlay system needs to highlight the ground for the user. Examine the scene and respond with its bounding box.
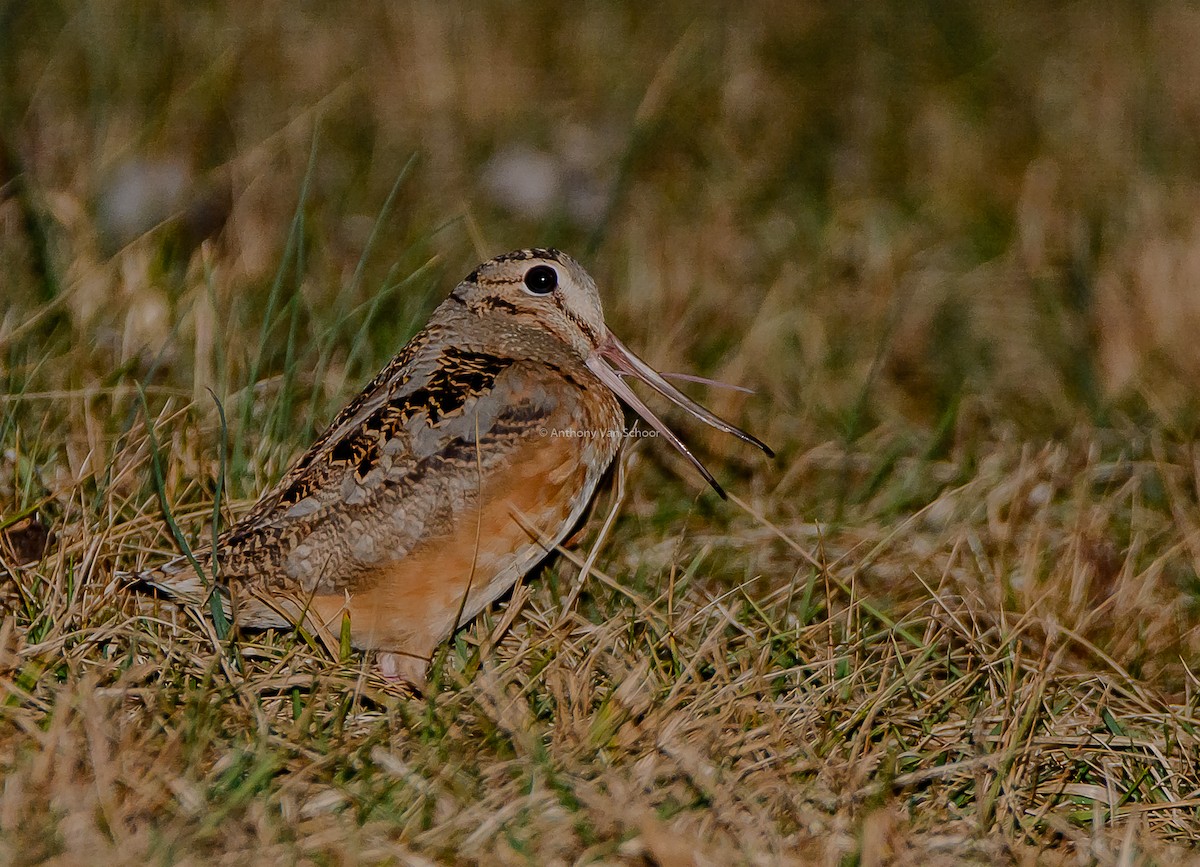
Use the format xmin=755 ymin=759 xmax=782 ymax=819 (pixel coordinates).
xmin=3 ymin=3 xmax=1200 ymax=865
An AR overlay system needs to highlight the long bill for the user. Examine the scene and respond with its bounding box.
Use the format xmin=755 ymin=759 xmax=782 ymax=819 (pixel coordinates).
xmin=585 ymin=332 xmax=774 ymax=499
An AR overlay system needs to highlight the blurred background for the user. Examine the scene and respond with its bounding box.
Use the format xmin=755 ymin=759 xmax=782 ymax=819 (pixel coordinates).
xmin=3 ymin=0 xmax=1200 ymax=493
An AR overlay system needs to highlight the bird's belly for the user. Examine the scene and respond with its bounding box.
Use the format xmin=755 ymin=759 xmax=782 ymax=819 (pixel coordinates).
xmin=305 ymin=429 xmax=618 ymax=659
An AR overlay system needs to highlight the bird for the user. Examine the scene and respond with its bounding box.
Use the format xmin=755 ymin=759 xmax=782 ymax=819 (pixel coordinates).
xmin=129 ymin=249 xmax=772 ymax=686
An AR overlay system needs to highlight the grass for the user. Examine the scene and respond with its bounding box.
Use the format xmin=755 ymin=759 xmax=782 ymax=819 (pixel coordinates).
xmin=4 ymin=1 xmax=1200 ymax=863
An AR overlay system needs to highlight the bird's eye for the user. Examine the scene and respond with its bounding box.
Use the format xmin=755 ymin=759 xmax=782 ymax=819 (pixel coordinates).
xmin=523 ymin=265 xmax=558 ymax=295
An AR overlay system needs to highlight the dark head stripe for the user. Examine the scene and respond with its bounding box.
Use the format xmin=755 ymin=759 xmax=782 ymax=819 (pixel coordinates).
xmin=492 ymin=248 xmax=564 ymax=264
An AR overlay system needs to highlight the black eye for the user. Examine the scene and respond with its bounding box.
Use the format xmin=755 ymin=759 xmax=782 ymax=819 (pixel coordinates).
xmin=523 ymin=265 xmax=558 ymax=294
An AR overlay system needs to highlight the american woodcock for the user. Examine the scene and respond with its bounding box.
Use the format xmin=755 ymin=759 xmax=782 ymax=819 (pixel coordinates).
xmin=132 ymin=249 xmax=772 ymax=685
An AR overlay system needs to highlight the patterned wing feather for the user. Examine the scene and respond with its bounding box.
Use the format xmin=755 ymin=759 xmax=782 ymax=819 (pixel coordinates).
xmin=215 ymin=351 xmax=591 ymax=597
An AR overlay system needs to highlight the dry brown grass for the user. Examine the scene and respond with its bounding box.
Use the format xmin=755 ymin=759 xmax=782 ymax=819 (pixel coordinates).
xmin=4 ymin=2 xmax=1200 ymax=864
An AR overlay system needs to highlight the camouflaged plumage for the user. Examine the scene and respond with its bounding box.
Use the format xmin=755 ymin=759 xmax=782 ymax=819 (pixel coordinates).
xmin=134 ymin=250 xmax=624 ymax=684
xmin=130 ymin=248 xmax=770 ymax=686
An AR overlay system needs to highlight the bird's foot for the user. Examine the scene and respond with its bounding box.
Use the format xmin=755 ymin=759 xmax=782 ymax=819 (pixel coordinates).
xmin=377 ymin=651 xmax=429 ymax=691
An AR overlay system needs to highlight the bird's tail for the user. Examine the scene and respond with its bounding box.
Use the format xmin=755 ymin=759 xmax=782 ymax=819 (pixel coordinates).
xmin=118 ymin=551 xmax=227 ymax=614
xmin=120 ymin=549 xmax=297 ymax=631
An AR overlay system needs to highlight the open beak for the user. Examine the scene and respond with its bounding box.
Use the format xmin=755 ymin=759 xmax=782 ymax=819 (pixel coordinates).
xmin=585 ymin=332 xmax=774 ymax=498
